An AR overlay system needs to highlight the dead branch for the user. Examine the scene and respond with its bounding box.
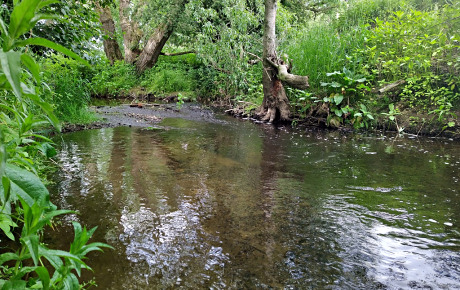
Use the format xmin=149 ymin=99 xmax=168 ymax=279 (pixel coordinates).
xmin=265 ymin=57 xmax=309 ymax=90
xmin=160 ymin=50 xmax=195 ymax=56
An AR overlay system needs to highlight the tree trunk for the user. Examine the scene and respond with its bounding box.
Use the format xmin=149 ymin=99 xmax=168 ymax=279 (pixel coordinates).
xmin=258 ymin=0 xmax=309 ymax=123
xmin=135 ymin=24 xmax=173 ymax=73
xmin=119 ymin=0 xmax=143 ymax=64
xmin=96 ymin=4 xmax=123 ymax=65
xmin=258 ymin=0 xmax=290 ymax=123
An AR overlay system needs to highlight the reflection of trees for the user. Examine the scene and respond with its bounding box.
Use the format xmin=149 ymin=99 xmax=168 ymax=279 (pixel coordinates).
xmin=50 ymin=124 xmax=460 ymax=289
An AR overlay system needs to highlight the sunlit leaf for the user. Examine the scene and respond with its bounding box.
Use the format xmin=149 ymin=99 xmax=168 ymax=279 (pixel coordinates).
xmin=8 ymin=0 xmax=42 ymax=41
xmin=4 ymin=163 xmax=50 ymax=207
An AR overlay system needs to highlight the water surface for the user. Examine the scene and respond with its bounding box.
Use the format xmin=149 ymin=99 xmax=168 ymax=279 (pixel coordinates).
xmin=48 ymin=116 xmax=460 ymax=289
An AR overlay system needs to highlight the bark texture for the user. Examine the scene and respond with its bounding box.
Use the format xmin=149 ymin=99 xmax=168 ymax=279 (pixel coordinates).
xmin=136 ymin=24 xmax=173 ymax=73
xmin=119 ymin=0 xmax=143 ymax=64
xmin=258 ymin=0 xmax=309 ymax=123
xmin=259 ymin=0 xmax=290 ymax=122
xmin=97 ymin=4 xmax=123 ymax=65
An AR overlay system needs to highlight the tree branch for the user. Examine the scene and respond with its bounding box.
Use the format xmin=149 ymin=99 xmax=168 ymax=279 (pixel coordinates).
xmin=265 ymin=57 xmax=309 ymax=90
xmin=160 ymin=50 xmax=195 ymax=56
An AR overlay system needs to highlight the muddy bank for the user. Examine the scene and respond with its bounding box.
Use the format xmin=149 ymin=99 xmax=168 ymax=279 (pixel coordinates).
xmin=62 ymin=103 xmax=221 ymax=133
xmin=227 ymin=105 xmax=460 ymax=140
xmin=62 ymin=101 xmax=459 ymax=140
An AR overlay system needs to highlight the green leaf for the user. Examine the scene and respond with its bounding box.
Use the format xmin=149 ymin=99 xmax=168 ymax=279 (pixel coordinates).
xmin=35 ymin=267 xmax=50 ymax=290
xmin=334 ymin=94 xmax=344 ymax=105
xmin=23 ymin=234 xmax=40 ymax=266
xmin=14 ymin=38 xmax=90 ymax=67
xmin=39 ymin=246 xmax=85 ymax=266
xmin=0 ymin=50 xmax=22 ymax=100
xmin=30 ymin=14 xmax=60 ymax=25
xmin=4 ymin=164 xmax=50 ymax=207
xmin=63 ymin=273 xmax=80 ymax=290
xmin=1 ymin=176 xmax=11 ymax=204
xmin=32 ymin=209 xmax=73 ymax=233
xmin=0 ymin=18 xmax=8 ymax=46
xmin=0 ymin=252 xmax=19 ymax=266
xmin=8 ymin=0 xmax=42 ymax=40
xmin=0 ymin=280 xmax=26 ymax=290
xmin=12 ymin=266 xmax=37 ymax=280
xmin=25 ymin=94 xmax=61 ymax=131
xmin=448 ymin=121 xmax=455 ymax=127
xmin=330 ymin=82 xmax=341 ymax=88
xmin=326 ymin=71 xmax=342 ymax=76
xmin=38 ymin=143 xmax=57 ymax=158
xmin=20 ymin=54 xmax=41 ymax=84
xmin=0 ymin=214 xmax=16 ymax=240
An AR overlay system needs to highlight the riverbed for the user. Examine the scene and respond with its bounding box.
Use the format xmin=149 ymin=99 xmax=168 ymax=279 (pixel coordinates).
xmin=47 ymin=106 xmax=460 ymax=289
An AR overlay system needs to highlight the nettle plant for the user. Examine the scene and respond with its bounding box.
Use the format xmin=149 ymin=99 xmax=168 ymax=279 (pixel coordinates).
xmin=320 ymin=67 xmax=375 ymax=128
xmin=0 ymin=1 xmax=111 ymax=289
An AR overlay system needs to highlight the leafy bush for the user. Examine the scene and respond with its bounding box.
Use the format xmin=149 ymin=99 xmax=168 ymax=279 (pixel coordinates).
xmin=355 ymin=4 xmax=460 ymax=120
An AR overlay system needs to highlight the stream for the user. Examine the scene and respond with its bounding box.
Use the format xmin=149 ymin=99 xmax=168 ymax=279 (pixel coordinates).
xmin=48 ymin=110 xmax=460 ymax=289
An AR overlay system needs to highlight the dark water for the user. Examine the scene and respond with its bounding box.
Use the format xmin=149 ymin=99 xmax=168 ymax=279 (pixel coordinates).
xmin=48 ymin=116 xmax=460 ymax=289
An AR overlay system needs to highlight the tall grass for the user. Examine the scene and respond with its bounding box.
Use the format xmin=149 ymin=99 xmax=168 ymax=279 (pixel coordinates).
xmin=282 ymin=0 xmax=450 ymax=90
xmin=41 ymin=54 xmax=98 ymax=123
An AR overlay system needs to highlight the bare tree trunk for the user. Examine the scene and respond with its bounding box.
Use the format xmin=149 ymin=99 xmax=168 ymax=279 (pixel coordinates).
xmin=96 ymin=4 xmax=123 ymax=65
xmin=119 ymin=0 xmax=143 ymax=64
xmin=135 ymin=24 xmax=173 ymax=73
xmin=258 ymin=0 xmax=290 ymax=123
xmin=258 ymin=0 xmax=309 ymax=123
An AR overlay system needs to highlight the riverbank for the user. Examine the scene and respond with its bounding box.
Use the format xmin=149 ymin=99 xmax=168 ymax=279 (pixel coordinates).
xmin=61 ymin=100 xmax=460 ymax=141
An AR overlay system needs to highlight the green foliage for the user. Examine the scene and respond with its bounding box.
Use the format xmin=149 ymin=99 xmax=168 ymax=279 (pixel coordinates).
xmin=355 ymin=4 xmax=460 ymax=123
xmin=281 ymin=0 xmax=459 ymax=131
xmin=189 ymin=0 xmax=265 ymax=99
xmin=141 ymin=55 xmax=197 ymax=96
xmin=0 ymin=1 xmax=111 ymax=288
xmin=41 ymin=54 xmax=97 ymax=124
xmin=91 ymin=60 xmax=138 ymax=97
xmin=0 ymin=0 xmax=101 ymax=59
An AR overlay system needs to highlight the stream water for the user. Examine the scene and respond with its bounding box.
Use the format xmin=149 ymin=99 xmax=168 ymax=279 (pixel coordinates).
xmin=48 ymin=114 xmax=460 ymax=289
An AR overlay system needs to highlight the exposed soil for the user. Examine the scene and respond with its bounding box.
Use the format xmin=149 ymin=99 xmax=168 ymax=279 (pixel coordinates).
xmin=61 ymin=103 xmax=221 ymax=133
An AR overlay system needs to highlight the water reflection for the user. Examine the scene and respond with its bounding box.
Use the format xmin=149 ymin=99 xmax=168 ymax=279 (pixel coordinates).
xmin=48 ymin=118 xmax=460 ymax=289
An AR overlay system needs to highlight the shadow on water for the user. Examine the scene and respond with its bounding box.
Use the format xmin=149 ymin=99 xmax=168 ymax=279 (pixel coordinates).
xmin=47 ymin=115 xmax=460 ymax=289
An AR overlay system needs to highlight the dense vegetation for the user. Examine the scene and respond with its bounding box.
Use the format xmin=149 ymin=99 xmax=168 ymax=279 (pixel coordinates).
xmin=0 ymin=0 xmax=459 ymax=288
xmin=36 ymin=0 xmax=460 ymax=134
